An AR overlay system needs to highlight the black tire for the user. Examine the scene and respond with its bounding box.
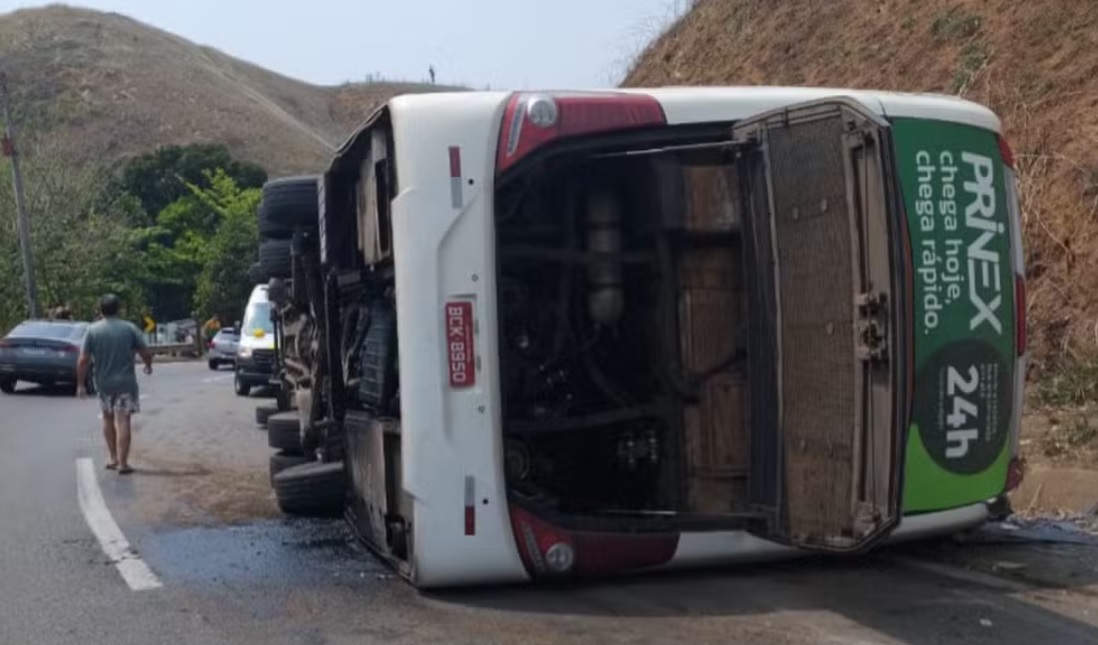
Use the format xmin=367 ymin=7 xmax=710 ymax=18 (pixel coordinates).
xmin=0 ymin=377 xmax=15 ymax=394
xmin=259 ymin=239 xmax=293 ymax=279
xmin=258 ymin=176 xmax=319 ymax=239
xmin=208 ymin=360 xmax=219 ymax=371
xmin=255 ymin=403 xmax=278 ymax=427
xmin=247 ymin=261 xmax=266 ymax=285
xmin=269 ymin=451 xmax=309 ymax=484
xmin=267 ymin=412 xmax=302 ymax=454
xmin=273 ymin=461 xmax=345 ymax=517
xmin=234 ymin=373 xmax=251 ymax=397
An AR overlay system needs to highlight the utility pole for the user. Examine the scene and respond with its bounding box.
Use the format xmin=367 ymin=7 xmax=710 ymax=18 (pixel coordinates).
xmin=0 ymin=71 xmax=39 ymax=319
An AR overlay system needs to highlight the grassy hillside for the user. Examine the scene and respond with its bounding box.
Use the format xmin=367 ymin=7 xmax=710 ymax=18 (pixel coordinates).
xmin=625 ymin=0 xmax=1098 ymax=377
xmin=0 ymin=5 xmax=454 ymax=175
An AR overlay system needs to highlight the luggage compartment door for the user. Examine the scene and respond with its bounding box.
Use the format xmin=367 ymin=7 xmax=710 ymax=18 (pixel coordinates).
xmin=734 ymin=98 xmax=904 ymax=551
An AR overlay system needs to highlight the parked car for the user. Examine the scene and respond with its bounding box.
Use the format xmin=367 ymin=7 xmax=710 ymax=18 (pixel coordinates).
xmin=207 ymin=327 xmax=240 ymax=370
xmin=0 ymin=320 xmax=92 ymax=395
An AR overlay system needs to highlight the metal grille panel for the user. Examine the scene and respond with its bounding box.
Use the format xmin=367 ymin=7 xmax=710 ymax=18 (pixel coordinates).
xmin=767 ymin=115 xmax=857 ymax=543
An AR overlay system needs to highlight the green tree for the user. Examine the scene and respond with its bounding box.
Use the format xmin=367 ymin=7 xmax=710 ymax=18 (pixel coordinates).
xmin=0 ymin=135 xmax=144 ymax=329
xmin=189 ymin=170 xmax=260 ymax=322
xmin=115 ymin=146 xmax=267 ymax=322
xmin=111 ymin=143 xmax=267 ymax=223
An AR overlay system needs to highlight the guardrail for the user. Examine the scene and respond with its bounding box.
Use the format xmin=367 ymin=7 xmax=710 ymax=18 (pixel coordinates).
xmin=148 ymin=343 xmax=200 ymax=357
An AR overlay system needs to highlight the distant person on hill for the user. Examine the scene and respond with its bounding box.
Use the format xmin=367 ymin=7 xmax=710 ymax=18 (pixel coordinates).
xmin=76 ymin=294 xmax=154 ymax=475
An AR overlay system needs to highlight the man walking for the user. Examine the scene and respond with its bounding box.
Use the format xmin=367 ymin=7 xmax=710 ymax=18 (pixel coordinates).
xmin=77 ymin=294 xmax=153 ymax=474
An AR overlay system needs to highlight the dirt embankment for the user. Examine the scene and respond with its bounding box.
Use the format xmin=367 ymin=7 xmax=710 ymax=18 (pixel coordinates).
xmin=625 ymin=0 xmax=1098 ymax=511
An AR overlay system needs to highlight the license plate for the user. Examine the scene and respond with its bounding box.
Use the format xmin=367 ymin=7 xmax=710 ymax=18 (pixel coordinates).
xmin=445 ymin=301 xmax=476 ymax=388
xmin=20 ymin=348 xmax=47 ymax=357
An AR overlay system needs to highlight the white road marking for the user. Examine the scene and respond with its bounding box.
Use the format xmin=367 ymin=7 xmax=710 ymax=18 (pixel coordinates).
xmin=74 ymin=458 xmax=163 ymax=591
xmin=201 ymin=375 xmax=233 ymax=384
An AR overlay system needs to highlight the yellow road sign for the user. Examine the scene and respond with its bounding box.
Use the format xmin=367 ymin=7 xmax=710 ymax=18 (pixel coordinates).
xmin=143 ymin=315 xmax=156 ymax=333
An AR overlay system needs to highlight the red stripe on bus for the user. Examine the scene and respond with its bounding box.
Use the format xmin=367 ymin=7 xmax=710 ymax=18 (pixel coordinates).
xmin=464 ymin=506 xmax=476 ymax=536
xmin=449 ymin=146 xmax=461 ymax=178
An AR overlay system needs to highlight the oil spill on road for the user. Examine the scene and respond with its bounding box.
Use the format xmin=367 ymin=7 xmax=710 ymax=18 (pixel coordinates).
xmin=139 ymin=517 xmax=389 ymax=589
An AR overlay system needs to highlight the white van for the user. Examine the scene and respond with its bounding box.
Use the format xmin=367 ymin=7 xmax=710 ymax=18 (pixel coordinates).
xmin=263 ymin=86 xmax=1026 ymax=588
xmin=234 ymin=285 xmax=277 ymax=396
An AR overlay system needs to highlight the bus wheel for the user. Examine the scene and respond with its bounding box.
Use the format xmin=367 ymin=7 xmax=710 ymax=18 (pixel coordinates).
xmin=255 ymin=404 xmax=279 ymax=427
xmin=273 ymin=461 xmax=345 ymax=517
xmin=267 ymin=412 xmax=303 ymax=454
xmin=269 ymin=451 xmax=309 ymax=485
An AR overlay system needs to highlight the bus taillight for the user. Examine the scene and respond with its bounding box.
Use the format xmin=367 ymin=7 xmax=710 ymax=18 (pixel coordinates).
xmin=508 ymin=505 xmax=678 ymax=578
xmin=495 ymin=92 xmax=666 ymax=174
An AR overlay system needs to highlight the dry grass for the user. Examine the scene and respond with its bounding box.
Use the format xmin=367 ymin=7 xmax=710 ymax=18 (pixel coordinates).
xmin=623 ymin=0 xmax=1098 ymax=378
xmin=0 ymin=5 xmax=453 ymax=176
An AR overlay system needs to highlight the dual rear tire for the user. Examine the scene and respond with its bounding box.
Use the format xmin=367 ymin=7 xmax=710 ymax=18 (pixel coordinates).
xmin=256 ymin=175 xmax=340 ymax=518
xmin=272 ymin=461 xmax=345 ymax=517
xmin=255 ymin=176 xmax=319 ymax=280
xmin=264 ymin=411 xmax=344 ymax=517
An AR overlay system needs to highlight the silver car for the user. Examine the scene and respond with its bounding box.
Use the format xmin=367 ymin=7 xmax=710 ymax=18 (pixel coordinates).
xmin=207 ymin=328 xmax=240 ymax=370
xmin=0 ymin=320 xmax=91 ymax=395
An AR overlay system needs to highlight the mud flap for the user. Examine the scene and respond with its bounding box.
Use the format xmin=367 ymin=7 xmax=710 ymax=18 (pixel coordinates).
xmin=734 ymin=98 xmax=903 ymax=552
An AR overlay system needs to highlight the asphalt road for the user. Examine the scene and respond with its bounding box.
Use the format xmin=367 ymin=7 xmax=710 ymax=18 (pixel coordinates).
xmin=2 ymin=361 xmax=1098 ymax=645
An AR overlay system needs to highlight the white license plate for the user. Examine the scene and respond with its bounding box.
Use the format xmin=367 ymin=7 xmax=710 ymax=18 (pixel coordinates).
xmin=21 ymin=348 xmax=47 ymax=357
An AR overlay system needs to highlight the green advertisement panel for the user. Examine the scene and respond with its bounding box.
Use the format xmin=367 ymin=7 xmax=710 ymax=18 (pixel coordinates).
xmin=891 ymin=118 xmax=1016 ymax=512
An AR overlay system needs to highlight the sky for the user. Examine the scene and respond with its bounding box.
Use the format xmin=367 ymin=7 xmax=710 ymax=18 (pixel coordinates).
xmin=0 ymin=0 xmax=692 ymax=89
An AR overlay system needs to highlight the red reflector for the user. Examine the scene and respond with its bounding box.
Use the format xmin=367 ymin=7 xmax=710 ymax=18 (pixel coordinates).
xmin=1005 ymin=456 xmax=1025 ymax=492
xmin=464 ymin=475 xmax=476 ymax=535
xmin=445 ymin=301 xmax=475 ymax=388
xmin=998 ymin=134 xmax=1015 ymax=170
xmin=1015 ymin=274 xmax=1026 ymax=356
xmin=464 ymin=506 xmax=476 ymax=536
xmin=496 ymin=92 xmax=666 ymax=173
xmin=448 ymin=146 xmax=462 ymax=178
